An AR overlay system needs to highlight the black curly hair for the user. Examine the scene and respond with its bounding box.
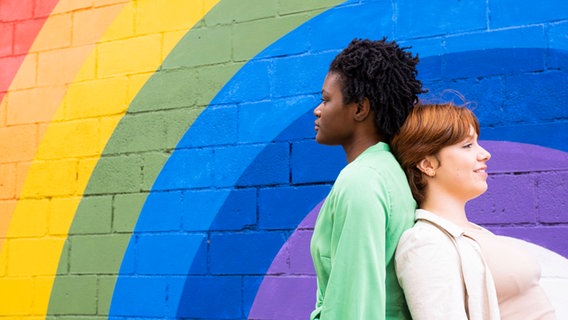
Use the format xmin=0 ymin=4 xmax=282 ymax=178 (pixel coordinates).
xmin=329 ymin=38 xmax=425 ymax=142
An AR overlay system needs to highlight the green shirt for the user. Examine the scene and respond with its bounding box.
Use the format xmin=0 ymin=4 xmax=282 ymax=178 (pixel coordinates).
xmin=310 ymin=142 xmax=415 ymax=319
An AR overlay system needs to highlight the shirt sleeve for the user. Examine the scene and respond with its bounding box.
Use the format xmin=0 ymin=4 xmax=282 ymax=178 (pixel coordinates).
xmin=319 ymin=166 xmax=389 ymax=319
xmin=395 ymin=226 xmax=469 ymax=320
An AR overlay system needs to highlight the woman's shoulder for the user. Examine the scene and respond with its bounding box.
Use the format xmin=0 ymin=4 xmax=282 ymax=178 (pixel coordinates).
xmin=398 ymin=220 xmax=457 ymax=250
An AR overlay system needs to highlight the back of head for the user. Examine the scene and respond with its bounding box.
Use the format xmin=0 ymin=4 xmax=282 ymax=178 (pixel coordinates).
xmin=391 ymin=102 xmax=480 ymax=203
xmin=329 ymin=38 xmax=425 ymax=141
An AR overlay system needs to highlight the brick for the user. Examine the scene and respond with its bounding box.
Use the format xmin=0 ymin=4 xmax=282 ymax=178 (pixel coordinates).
xmin=68 ymin=233 xmax=131 ymax=274
xmin=270 ymin=54 xmax=331 ymax=98
xmin=549 ymin=22 xmax=568 ymax=69
xmin=72 ymin=5 xmax=124 ymax=46
xmin=231 ymin=0 xmax=277 ymax=22
xmin=113 ymin=192 xmax=147 ymax=233
xmin=243 ymin=276 xmax=264 ymax=318
xmin=98 ymin=34 xmax=162 ymax=77
xmin=181 ymin=188 xmax=256 ymax=231
xmin=238 ymin=97 xmax=315 ymax=144
xmin=176 ymin=276 xmax=242 ymax=319
xmin=37 ymin=46 xmax=94 ymax=87
xmin=97 ymin=2 xmax=135 ymax=41
xmin=28 ymin=13 xmax=72 ymax=52
xmin=98 ymin=114 xmax=122 ymax=150
xmin=308 ymin=4 xmax=392 ymax=52
xmin=233 ymin=14 xmax=311 ymax=61
xmin=259 ymin=185 xmax=329 ymax=229
xmin=83 ymin=154 xmax=143 ymax=195
xmin=34 ymin=0 xmax=59 ymax=18
xmin=97 ymin=275 xmax=118 ymax=315
xmin=101 ymin=112 xmax=166 ymax=154
xmin=0 ymin=278 xmax=34 ymax=315
xmin=254 ymin=22 xmax=310 ymax=60
xmin=504 ymin=72 xmax=568 ymax=122
xmin=22 ymin=159 xmax=77 ymax=197
xmin=209 ymin=231 xmax=286 ymax=274
xmin=141 ymin=151 xmax=170 ymax=191
xmin=7 ymin=86 xmax=67 ymax=125
xmin=537 ymin=171 xmax=568 ymax=223
xmin=212 ymin=60 xmax=271 ymax=105
xmin=135 ymin=233 xmax=207 ymax=275
xmin=214 ymin=142 xmax=289 ymax=187
xmin=0 ymin=22 xmax=13 ymax=57
xmin=8 ymin=53 xmax=37 ymax=89
xmin=134 ymin=191 xmax=183 ymax=232
xmin=46 ymin=275 xmax=98 ymax=315
xmin=71 ymin=195 xmax=113 ymax=234
xmin=125 ymin=69 xmax=196 ymax=111
xmin=288 ymin=229 xmax=316 ymax=275
xmin=35 ymin=118 xmax=102 ymax=159
xmin=468 ymin=174 xmax=538 ymax=225
xmin=135 ymin=0 xmax=212 ymax=35
xmin=0 ymin=124 xmax=37 ymax=163
xmin=0 ymin=0 xmax=34 ymax=22
xmin=13 ymin=18 xmax=45 ymax=55
xmin=163 ymin=108 xmax=202 ymax=148
xmin=152 ymin=148 xmax=214 ymax=190
xmin=442 ymin=48 xmax=545 ymax=80
xmin=274 ymin=99 xmax=319 ymax=142
xmin=177 ymin=105 xmax=237 ymax=148
xmin=205 ymin=188 xmax=257 ymax=231
xmin=5 ymin=198 xmax=49 ymax=237
xmin=7 ymin=237 xmax=64 ymax=276
xmin=48 ymin=197 xmax=78 ymax=236
xmin=399 ymin=0 xmax=485 ymax=38
xmin=64 ymin=77 xmax=128 ymax=119
xmin=266 ymin=229 xmax=315 ymax=275
xmin=171 ymin=25 xmax=232 ymax=68
xmin=109 ymin=276 xmax=168 ymax=317
xmin=248 ymin=276 xmax=316 ymax=319
xmin=490 ymin=0 xmax=568 ymax=28
xmin=55 ymin=240 xmax=69 ymax=274
xmin=76 ymin=157 xmax=98 ymax=193
xmin=291 ymin=139 xmax=345 ymax=184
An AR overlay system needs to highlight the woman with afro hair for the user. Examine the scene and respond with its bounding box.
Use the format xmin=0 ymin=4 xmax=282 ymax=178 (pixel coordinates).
xmin=310 ymin=38 xmax=424 ymax=319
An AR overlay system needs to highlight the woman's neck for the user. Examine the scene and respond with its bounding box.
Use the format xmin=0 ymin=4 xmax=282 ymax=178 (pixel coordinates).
xmin=420 ymin=196 xmax=471 ymax=228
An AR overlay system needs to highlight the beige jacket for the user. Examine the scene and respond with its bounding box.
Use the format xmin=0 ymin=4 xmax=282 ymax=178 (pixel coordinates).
xmin=395 ymin=209 xmax=500 ymax=320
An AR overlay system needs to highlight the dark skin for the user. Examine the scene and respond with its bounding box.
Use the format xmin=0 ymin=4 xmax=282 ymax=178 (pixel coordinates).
xmin=314 ymin=72 xmax=384 ymax=163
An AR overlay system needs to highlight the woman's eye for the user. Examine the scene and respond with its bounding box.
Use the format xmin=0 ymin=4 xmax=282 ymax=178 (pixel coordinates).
xmin=463 ymin=143 xmax=473 ymax=149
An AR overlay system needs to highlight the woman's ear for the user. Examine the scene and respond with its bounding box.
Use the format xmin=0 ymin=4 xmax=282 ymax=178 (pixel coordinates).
xmin=353 ymin=98 xmax=371 ymax=122
xmin=417 ymin=156 xmax=438 ymax=177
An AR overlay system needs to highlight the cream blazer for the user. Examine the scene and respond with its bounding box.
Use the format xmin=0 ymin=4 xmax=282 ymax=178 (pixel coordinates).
xmin=395 ymin=209 xmax=500 ymax=320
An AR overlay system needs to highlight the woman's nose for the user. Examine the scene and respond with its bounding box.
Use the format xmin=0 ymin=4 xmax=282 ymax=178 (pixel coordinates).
xmin=314 ymin=104 xmax=322 ymax=117
xmin=479 ymin=146 xmax=491 ymax=161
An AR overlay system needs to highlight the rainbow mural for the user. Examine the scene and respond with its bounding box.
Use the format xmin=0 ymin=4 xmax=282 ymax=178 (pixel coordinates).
xmin=1 ymin=0 xmax=567 ymax=319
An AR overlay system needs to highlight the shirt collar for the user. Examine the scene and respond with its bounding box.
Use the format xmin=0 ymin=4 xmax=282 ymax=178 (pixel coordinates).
xmin=415 ymin=209 xmax=465 ymax=238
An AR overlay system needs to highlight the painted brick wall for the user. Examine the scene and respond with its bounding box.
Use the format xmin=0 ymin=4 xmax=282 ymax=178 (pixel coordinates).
xmin=0 ymin=0 xmax=567 ymax=319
